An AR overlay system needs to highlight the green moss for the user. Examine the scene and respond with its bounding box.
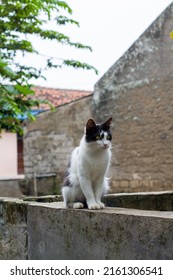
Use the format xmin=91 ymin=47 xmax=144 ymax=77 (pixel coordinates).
xmin=4 ymin=202 xmax=27 ymax=224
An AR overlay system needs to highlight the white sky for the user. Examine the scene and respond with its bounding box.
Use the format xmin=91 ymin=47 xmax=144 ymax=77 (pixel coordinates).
xmin=23 ymin=0 xmax=173 ymax=90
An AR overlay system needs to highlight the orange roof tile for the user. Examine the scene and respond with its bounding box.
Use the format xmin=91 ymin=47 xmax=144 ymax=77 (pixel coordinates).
xmin=32 ymin=86 xmax=92 ymax=110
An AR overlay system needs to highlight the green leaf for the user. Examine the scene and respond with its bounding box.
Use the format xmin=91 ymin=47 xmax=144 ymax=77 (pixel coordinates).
xmin=63 ymin=59 xmax=99 ymax=74
xmin=56 ymin=1 xmax=73 ymax=14
xmin=0 ymin=0 xmax=98 ymax=134
xmin=56 ymin=15 xmax=79 ymax=27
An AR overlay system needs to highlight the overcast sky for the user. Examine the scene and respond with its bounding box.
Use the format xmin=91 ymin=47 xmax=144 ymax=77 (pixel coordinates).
xmin=22 ymin=0 xmax=173 ymax=90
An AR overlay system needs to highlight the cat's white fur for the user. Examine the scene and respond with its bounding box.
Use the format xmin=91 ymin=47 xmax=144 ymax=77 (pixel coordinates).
xmin=62 ymin=125 xmax=112 ymax=210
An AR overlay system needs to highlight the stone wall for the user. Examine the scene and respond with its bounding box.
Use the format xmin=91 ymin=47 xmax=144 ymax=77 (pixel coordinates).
xmin=23 ymin=96 xmax=92 ymax=194
xmin=92 ymin=3 xmax=173 ymax=192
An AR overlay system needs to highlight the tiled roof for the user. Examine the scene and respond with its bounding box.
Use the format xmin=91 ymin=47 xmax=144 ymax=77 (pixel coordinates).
xmin=33 ymin=86 xmax=92 ymax=110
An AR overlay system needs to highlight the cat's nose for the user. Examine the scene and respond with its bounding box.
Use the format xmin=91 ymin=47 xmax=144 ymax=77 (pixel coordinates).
xmin=103 ymin=143 xmax=109 ymax=148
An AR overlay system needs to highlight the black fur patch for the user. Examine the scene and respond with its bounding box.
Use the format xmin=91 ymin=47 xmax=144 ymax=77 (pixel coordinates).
xmin=85 ymin=124 xmax=112 ymax=143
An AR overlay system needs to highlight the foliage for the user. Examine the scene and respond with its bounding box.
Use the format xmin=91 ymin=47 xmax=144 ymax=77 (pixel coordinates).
xmin=170 ymin=31 xmax=173 ymax=39
xmin=0 ymin=0 xmax=97 ymax=134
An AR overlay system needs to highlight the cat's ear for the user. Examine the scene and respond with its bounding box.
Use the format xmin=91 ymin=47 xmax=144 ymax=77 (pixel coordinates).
xmin=86 ymin=119 xmax=96 ymax=130
xmin=102 ymin=117 xmax=112 ymax=130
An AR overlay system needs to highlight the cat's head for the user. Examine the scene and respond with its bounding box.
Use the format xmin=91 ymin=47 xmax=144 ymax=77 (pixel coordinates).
xmin=85 ymin=118 xmax=112 ymax=149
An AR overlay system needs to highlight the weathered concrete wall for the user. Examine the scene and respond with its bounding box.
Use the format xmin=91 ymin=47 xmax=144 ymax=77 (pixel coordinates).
xmin=0 ymin=193 xmax=173 ymax=260
xmin=92 ymin=3 xmax=173 ymax=192
xmin=0 ymin=198 xmax=28 ymax=259
xmin=23 ymin=96 xmax=92 ymax=194
xmin=28 ymin=204 xmax=173 ymax=260
xmin=103 ymin=191 xmax=173 ymax=211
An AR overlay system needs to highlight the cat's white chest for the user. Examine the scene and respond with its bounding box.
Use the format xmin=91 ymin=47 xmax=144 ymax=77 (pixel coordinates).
xmin=90 ymin=156 xmax=106 ymax=180
xmin=78 ymin=148 xmax=110 ymax=180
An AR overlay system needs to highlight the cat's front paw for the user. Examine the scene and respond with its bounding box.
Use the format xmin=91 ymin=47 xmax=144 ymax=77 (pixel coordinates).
xmin=88 ymin=203 xmax=101 ymax=210
xmin=73 ymin=202 xmax=84 ymax=209
xmin=97 ymin=202 xmax=105 ymax=209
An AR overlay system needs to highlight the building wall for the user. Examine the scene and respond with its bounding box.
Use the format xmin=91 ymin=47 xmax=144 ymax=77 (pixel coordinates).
xmin=23 ymin=96 xmax=92 ymax=194
xmin=0 ymin=131 xmax=18 ymax=178
xmin=92 ymin=4 xmax=173 ymax=192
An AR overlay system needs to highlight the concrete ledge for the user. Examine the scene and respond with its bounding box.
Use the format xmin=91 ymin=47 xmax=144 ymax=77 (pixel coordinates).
xmin=27 ymin=203 xmax=173 ymax=260
xmin=0 ymin=192 xmax=173 ymax=259
xmin=103 ymin=191 xmax=173 ymax=211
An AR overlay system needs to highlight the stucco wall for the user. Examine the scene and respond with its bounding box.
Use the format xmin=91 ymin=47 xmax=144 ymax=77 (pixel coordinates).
xmin=0 ymin=131 xmax=17 ymax=177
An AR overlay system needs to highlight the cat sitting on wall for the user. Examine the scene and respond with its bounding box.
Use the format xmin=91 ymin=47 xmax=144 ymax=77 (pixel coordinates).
xmin=62 ymin=117 xmax=112 ymax=210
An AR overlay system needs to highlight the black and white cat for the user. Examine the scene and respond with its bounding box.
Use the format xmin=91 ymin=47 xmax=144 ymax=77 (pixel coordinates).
xmin=62 ymin=117 xmax=112 ymax=210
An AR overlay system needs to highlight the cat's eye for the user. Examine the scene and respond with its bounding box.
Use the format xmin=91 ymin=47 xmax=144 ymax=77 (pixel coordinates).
xmin=107 ymin=135 xmax=111 ymax=140
xmin=96 ymin=135 xmax=101 ymax=140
